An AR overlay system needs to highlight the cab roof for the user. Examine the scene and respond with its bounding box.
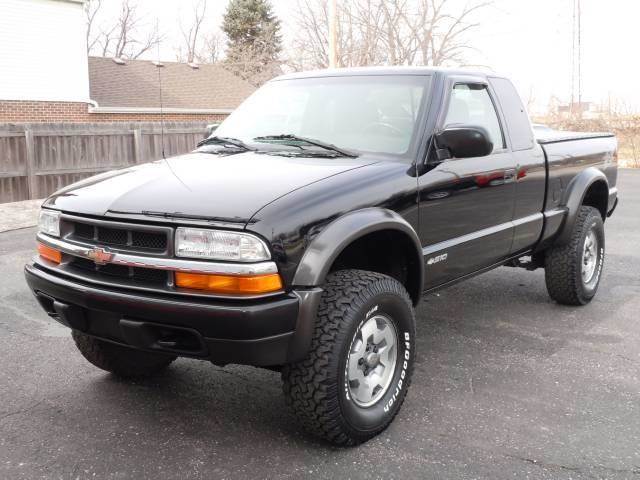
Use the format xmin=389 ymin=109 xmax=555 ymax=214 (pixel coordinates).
xmin=273 ymin=66 xmax=502 ymax=82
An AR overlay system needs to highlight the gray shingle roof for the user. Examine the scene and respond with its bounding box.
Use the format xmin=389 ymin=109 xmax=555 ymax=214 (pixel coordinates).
xmin=88 ymin=56 xmax=256 ymax=110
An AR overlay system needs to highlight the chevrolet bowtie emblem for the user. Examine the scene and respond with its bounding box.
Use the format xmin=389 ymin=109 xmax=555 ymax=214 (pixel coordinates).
xmin=87 ymin=247 xmax=113 ymax=265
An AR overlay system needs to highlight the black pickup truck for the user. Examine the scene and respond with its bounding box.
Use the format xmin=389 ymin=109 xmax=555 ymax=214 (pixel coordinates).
xmin=25 ymin=68 xmax=618 ymax=445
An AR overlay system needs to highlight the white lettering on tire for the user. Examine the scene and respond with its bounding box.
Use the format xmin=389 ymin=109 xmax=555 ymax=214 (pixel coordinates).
xmin=384 ymin=332 xmax=410 ymax=413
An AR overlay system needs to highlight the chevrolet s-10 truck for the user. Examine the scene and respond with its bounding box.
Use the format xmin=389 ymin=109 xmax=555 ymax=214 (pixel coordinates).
xmin=26 ymin=67 xmax=618 ymax=445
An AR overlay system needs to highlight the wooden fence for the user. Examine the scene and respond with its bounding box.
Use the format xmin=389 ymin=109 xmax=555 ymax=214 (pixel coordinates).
xmin=0 ymin=122 xmax=209 ymax=203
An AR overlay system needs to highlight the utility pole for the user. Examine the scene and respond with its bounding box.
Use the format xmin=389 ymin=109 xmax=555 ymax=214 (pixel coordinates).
xmin=577 ymin=0 xmax=582 ymax=118
xmin=328 ymin=0 xmax=338 ymax=68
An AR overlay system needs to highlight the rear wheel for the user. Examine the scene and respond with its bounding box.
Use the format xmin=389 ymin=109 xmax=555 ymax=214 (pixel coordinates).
xmin=72 ymin=331 xmax=176 ymax=378
xmin=544 ymin=206 xmax=605 ymax=305
xmin=282 ymin=269 xmax=416 ymax=445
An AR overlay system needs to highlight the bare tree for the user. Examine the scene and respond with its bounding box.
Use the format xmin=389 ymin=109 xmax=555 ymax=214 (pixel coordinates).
xmin=289 ymin=0 xmax=490 ymax=70
xmin=198 ymin=32 xmax=224 ymax=64
xmin=177 ymin=0 xmax=208 ymax=64
xmin=525 ymin=85 xmax=536 ymax=112
xmin=91 ymin=0 xmax=162 ymax=59
xmin=85 ymin=0 xmax=103 ymax=53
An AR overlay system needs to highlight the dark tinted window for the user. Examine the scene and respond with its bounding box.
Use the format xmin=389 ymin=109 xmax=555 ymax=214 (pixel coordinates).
xmin=444 ymin=84 xmax=505 ymax=152
xmin=489 ymin=77 xmax=534 ymax=151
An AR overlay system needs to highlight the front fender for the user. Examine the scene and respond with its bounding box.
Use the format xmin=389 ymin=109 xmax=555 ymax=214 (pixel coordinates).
xmin=292 ymin=208 xmax=424 ymax=300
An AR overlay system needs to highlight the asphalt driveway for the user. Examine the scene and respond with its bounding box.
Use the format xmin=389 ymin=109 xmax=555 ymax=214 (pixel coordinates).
xmin=1 ymin=170 xmax=639 ymax=480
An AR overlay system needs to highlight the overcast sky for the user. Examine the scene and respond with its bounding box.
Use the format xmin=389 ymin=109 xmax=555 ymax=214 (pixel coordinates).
xmin=94 ymin=0 xmax=640 ymax=114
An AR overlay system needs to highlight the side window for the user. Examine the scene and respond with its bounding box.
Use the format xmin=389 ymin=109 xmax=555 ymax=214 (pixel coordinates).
xmin=488 ymin=77 xmax=534 ymax=151
xmin=444 ymin=84 xmax=505 ymax=152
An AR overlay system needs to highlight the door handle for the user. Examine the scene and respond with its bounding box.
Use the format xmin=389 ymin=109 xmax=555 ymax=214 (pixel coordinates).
xmin=504 ymin=169 xmax=517 ymax=183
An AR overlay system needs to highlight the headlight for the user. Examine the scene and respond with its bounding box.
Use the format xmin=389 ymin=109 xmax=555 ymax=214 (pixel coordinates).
xmin=175 ymin=228 xmax=270 ymax=262
xmin=38 ymin=209 xmax=60 ymax=237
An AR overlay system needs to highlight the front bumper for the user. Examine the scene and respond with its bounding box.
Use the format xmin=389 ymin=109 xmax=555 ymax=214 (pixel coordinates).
xmin=25 ymin=262 xmax=322 ymax=366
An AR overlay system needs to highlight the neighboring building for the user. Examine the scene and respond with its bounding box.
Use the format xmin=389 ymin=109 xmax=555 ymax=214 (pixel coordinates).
xmin=555 ymin=101 xmax=603 ymax=120
xmin=87 ymin=57 xmax=256 ymax=123
xmin=0 ymin=0 xmax=90 ymax=121
xmin=0 ymin=0 xmax=256 ymax=123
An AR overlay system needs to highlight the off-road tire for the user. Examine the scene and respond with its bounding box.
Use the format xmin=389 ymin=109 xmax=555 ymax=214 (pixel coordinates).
xmin=282 ymin=269 xmax=416 ymax=446
xmin=72 ymin=331 xmax=176 ymax=378
xmin=545 ymin=206 xmax=605 ymax=305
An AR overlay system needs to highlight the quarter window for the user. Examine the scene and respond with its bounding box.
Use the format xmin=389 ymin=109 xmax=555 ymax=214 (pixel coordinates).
xmin=444 ymin=84 xmax=505 ymax=152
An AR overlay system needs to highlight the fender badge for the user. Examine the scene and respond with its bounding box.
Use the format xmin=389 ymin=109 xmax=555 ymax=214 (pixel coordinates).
xmin=87 ymin=247 xmax=113 ymax=265
xmin=427 ymin=253 xmax=448 ymax=266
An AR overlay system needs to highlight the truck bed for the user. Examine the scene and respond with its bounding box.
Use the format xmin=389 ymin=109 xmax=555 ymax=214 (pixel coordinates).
xmin=536 ymin=130 xmax=615 ymax=144
xmin=535 ymin=129 xmax=618 ymax=248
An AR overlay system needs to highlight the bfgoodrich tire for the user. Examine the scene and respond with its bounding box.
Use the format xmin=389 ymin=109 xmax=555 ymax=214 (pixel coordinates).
xmin=545 ymin=206 xmax=605 ymax=305
xmin=282 ymin=269 xmax=416 ymax=446
xmin=72 ymin=331 xmax=176 ymax=378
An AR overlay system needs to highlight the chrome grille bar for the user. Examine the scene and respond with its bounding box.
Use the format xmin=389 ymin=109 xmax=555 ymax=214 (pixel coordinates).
xmin=37 ymin=233 xmax=278 ymax=276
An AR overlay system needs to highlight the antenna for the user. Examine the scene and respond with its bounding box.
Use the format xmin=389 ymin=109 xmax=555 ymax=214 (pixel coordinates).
xmin=156 ymin=19 xmax=166 ymax=160
xmin=153 ymin=17 xmax=190 ymax=192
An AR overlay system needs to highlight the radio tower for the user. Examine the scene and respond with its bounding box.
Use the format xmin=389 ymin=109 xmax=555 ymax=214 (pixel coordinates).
xmin=570 ymin=0 xmax=583 ymax=118
xmin=577 ymin=0 xmax=582 ymax=116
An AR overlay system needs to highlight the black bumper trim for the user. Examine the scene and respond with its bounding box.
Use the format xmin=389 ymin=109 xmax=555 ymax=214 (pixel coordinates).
xmin=25 ymin=262 xmax=321 ymax=366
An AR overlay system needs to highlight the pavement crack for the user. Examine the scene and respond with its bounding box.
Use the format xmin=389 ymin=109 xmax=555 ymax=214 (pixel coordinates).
xmin=567 ymin=343 xmax=640 ymax=371
xmin=0 ymin=399 xmax=46 ymax=422
xmin=503 ymin=453 xmax=640 ymax=478
xmin=436 ymin=431 xmax=640 ymax=478
xmin=0 ymin=391 xmax=69 ymax=424
xmin=504 ymin=454 xmax=592 ymax=476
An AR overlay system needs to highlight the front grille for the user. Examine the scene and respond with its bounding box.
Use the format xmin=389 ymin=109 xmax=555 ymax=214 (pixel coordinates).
xmin=69 ymin=257 xmax=168 ymax=285
xmin=68 ymin=221 xmax=168 ymax=253
xmin=98 ymin=227 xmax=128 ymax=245
xmin=74 ymin=222 xmax=94 ymax=240
xmin=59 ymin=216 xmax=173 ymax=290
xmin=132 ymin=230 xmax=167 ymax=250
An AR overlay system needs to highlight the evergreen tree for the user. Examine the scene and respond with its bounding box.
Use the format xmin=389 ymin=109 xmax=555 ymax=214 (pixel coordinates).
xmin=222 ymin=0 xmax=282 ymax=85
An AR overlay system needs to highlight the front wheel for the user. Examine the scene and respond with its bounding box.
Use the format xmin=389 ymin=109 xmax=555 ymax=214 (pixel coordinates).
xmin=282 ymin=270 xmax=416 ymax=445
xmin=72 ymin=331 xmax=176 ymax=378
xmin=545 ymin=206 xmax=605 ymax=305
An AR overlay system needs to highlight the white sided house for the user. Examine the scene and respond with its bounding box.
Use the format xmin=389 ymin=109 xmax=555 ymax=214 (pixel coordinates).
xmin=0 ymin=0 xmax=90 ymax=119
xmin=0 ymin=0 xmax=255 ymax=123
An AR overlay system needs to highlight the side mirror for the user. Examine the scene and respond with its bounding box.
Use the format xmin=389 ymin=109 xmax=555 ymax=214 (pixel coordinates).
xmin=205 ymin=123 xmax=220 ymax=138
xmin=435 ymin=125 xmax=493 ymax=159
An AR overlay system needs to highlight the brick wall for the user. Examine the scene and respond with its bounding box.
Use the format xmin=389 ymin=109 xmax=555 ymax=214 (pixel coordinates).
xmin=0 ymin=100 xmax=228 ymax=123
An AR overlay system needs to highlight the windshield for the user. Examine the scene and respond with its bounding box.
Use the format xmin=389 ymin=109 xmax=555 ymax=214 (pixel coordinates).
xmin=213 ymin=75 xmax=431 ymax=157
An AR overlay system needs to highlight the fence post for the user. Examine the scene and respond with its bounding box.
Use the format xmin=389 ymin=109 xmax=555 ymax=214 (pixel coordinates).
xmin=133 ymin=128 xmax=143 ymax=164
xmin=24 ymin=128 xmax=37 ymax=200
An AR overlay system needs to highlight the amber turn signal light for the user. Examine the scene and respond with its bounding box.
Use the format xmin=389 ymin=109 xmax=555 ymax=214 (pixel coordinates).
xmin=175 ymin=272 xmax=283 ymax=295
xmin=37 ymin=243 xmax=62 ymax=264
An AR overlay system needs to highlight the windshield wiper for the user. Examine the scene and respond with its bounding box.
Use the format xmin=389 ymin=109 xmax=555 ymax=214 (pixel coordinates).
xmin=253 ymin=134 xmax=359 ymax=158
xmin=197 ymin=136 xmax=256 ymax=151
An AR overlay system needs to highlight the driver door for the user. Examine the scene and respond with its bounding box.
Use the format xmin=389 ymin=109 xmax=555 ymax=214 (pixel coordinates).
xmin=418 ymin=77 xmax=517 ymax=289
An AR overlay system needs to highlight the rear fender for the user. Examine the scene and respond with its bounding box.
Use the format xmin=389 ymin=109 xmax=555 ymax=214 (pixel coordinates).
xmin=555 ymin=167 xmax=609 ymax=245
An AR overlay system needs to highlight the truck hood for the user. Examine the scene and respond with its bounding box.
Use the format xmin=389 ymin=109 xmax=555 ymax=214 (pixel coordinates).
xmin=43 ymin=151 xmax=377 ymax=225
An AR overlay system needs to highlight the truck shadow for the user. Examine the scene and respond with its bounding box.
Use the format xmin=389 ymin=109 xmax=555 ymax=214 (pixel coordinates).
xmin=78 ymin=265 xmax=626 ymax=454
